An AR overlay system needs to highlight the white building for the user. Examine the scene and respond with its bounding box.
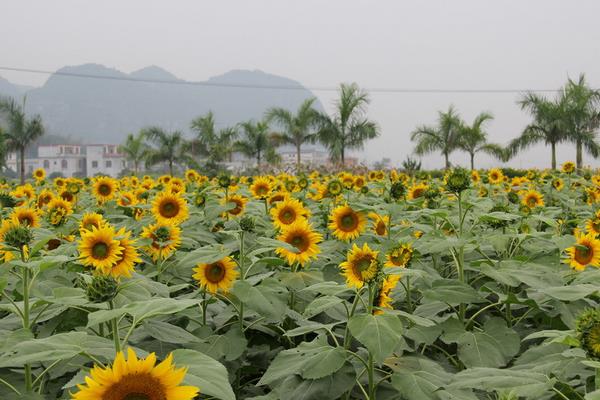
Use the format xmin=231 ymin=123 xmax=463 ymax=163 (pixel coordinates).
xmin=6 ymin=144 xmax=127 ymax=178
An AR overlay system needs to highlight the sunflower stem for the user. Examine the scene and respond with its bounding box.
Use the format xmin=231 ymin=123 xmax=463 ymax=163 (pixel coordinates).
xmin=239 ymin=231 xmax=245 ymax=334
xmin=405 ymin=275 xmax=413 ymax=313
xmin=367 ymin=352 xmax=376 ymax=400
xmin=22 ymin=262 xmax=32 ymax=392
xmin=109 ymin=300 xmax=121 ymax=353
xmin=596 ymin=367 xmax=600 ymax=391
xmin=343 ymin=288 xmax=363 ymax=349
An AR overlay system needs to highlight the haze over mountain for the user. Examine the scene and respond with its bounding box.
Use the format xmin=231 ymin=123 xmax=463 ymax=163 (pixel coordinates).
xmin=0 ymin=64 xmax=324 ymax=146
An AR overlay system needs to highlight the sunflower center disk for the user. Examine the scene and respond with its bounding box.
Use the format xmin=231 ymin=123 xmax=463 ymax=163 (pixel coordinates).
xmin=290 ymin=235 xmax=308 ymax=253
xmin=98 ymin=184 xmax=111 ymax=196
xmin=575 ymin=245 xmax=593 ymax=265
xmin=161 ymin=201 xmax=179 ymax=218
xmin=281 ymin=209 xmax=295 ymax=224
xmin=103 ymin=373 xmax=167 ymax=400
xmin=123 ymin=393 xmax=151 ymax=400
xmin=207 ymin=263 xmax=226 ymax=283
xmin=92 ymin=242 xmax=109 ymax=259
xmin=340 ymin=214 xmax=358 ymax=231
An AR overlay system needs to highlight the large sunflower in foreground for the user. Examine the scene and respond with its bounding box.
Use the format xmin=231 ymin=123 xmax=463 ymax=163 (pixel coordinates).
xmin=340 ymin=243 xmax=380 ymax=288
xmin=521 ymin=189 xmax=544 ymax=208
xmin=565 ymin=231 xmax=600 ymax=271
xmin=141 ymin=223 xmax=181 ymax=261
xmin=71 ymin=348 xmax=198 ymax=400
xmin=275 ymin=219 xmax=322 ymax=266
xmin=78 ymin=226 xmax=124 ymax=273
xmin=93 ymin=176 xmax=118 ymax=203
xmin=328 ymin=205 xmax=366 ymax=241
xmin=270 ymin=197 xmax=309 ymax=229
xmin=152 ymin=191 xmax=189 ymax=225
xmin=193 ymin=256 xmax=238 ymax=294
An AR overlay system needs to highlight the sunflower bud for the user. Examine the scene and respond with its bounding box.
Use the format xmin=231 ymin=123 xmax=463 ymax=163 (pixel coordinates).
xmin=327 ymin=180 xmax=343 ymax=196
xmin=0 ymin=192 xmax=16 ymax=208
xmin=4 ymin=225 xmax=33 ymax=249
xmin=86 ymin=275 xmax=119 ymax=303
xmin=194 ymin=193 xmax=206 ymax=207
xmin=576 ymin=308 xmax=600 ymax=359
xmin=239 ymin=216 xmax=255 ymax=233
xmin=507 ymin=191 xmax=519 ymax=204
xmin=298 ymin=177 xmax=309 ymax=190
xmin=218 ymin=174 xmax=231 ymax=188
xmin=389 ymin=182 xmax=406 ymax=200
xmin=446 ymin=169 xmax=471 ymax=194
xmin=360 ymin=186 xmax=369 ymax=195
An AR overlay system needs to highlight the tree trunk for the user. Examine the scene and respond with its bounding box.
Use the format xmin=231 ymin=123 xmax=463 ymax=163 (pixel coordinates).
xmin=134 ymin=160 xmax=139 ymax=175
xmin=257 ymin=150 xmax=261 ymax=170
xmin=551 ymin=142 xmax=557 ymax=170
xmin=296 ymin=144 xmax=301 ymax=173
xmin=576 ymin=140 xmax=583 ymax=169
xmin=20 ymin=147 xmax=25 ymax=185
xmin=444 ymin=152 xmax=450 ymax=170
xmin=341 ymin=146 xmax=345 ymax=167
xmin=169 ymin=160 xmax=173 ymax=176
xmin=470 ymin=153 xmax=475 ymax=170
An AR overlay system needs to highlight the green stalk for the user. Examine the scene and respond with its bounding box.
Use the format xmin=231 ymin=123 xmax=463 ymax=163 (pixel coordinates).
xmin=405 ymin=275 xmax=412 ymax=313
xmin=343 ymin=290 xmax=362 ymax=349
xmin=367 ymin=352 xmax=376 ymax=400
xmin=457 ymin=191 xmax=466 ymax=322
xmin=109 ymin=300 xmax=121 ymax=353
xmin=596 ymin=367 xmax=600 ymax=391
xmin=22 ymin=265 xmax=32 ymax=392
xmin=239 ymin=232 xmax=245 ymax=334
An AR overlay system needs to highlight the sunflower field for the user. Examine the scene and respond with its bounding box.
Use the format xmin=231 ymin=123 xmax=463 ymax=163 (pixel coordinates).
xmin=3 ymin=163 xmax=600 ymax=399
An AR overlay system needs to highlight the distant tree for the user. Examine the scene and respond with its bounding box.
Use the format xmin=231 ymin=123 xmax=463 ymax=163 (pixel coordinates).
xmin=372 ymin=157 xmax=391 ymax=170
xmin=118 ymin=131 xmax=149 ymax=175
xmin=563 ymin=74 xmax=600 ymax=168
xmin=316 ymin=83 xmax=379 ymax=165
xmin=0 ymin=127 xmax=7 ymax=171
xmin=190 ymin=111 xmax=238 ymax=166
xmin=0 ymin=97 xmax=45 ymax=183
xmin=235 ymin=119 xmax=276 ymax=168
xmin=410 ymin=106 xmax=462 ymax=169
xmin=142 ymin=127 xmax=191 ymax=176
xmin=457 ymin=112 xmax=505 ymax=169
xmin=401 ymin=156 xmax=422 ymax=175
xmin=509 ymin=93 xmax=567 ymax=170
xmin=266 ymin=98 xmax=320 ymax=172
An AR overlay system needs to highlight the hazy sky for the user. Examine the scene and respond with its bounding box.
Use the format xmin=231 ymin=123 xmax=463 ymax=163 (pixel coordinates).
xmin=2 ymin=0 xmax=600 ymax=169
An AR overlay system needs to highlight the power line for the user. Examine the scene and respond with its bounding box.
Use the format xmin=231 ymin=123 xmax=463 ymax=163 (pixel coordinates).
xmin=0 ymin=65 xmax=566 ymax=94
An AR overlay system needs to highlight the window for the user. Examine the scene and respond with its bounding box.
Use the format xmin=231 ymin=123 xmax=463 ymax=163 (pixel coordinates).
xmin=92 ymin=161 xmax=98 ymax=168
xmin=43 ymin=160 xmax=50 ymax=168
xmin=105 ymin=160 xmax=112 ymax=168
xmin=61 ymin=160 xmax=68 ymax=169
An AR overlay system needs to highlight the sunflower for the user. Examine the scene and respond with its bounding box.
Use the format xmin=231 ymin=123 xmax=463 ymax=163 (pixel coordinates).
xmin=46 ymin=198 xmax=73 ymax=226
xmin=368 ymin=212 xmax=389 ymax=237
xmin=93 ymin=176 xmax=118 ymax=203
xmin=250 ymin=177 xmax=272 ymax=199
xmin=340 ymin=243 xmax=380 ymax=288
xmin=329 ymin=205 xmax=366 ymax=241
xmin=78 ymin=226 xmax=124 ymax=273
xmin=270 ymin=197 xmax=309 ymax=229
xmin=0 ymin=219 xmax=16 ymax=262
xmin=185 ymin=169 xmax=200 ymax=182
xmin=384 ymin=243 xmax=414 ymax=267
xmin=275 ymin=219 xmax=322 ymax=266
xmin=521 ymin=189 xmax=544 ymax=208
xmin=223 ymin=194 xmax=248 ymax=217
xmin=587 ymin=217 xmax=600 ymax=237
xmin=72 ymin=348 xmax=198 ymax=400
xmin=10 ymin=207 xmax=41 ymax=228
xmin=117 ymin=191 xmax=138 ymax=207
xmin=552 ymin=178 xmax=564 ymax=191
xmin=193 ymin=256 xmax=238 ymax=294
xmin=471 ymin=170 xmax=481 ymax=184
xmin=141 ymin=223 xmax=181 ymax=261
xmin=60 ymin=189 xmax=77 ymax=204
xmin=374 ymin=274 xmax=400 ymax=315
xmin=79 ymin=212 xmax=106 ymax=233
xmin=407 ymin=183 xmax=428 ymax=200
xmin=488 ymin=168 xmax=504 ymax=185
xmin=33 ymin=168 xmax=46 ymax=182
xmin=152 ymin=191 xmax=189 ymax=225
xmin=36 ymin=189 xmax=54 ymax=208
xmin=562 ymin=161 xmax=576 ymax=174
xmin=109 ymin=227 xmax=141 ymax=278
xmin=268 ymin=191 xmax=288 ymax=205
xmin=565 ymin=231 xmax=600 ymax=271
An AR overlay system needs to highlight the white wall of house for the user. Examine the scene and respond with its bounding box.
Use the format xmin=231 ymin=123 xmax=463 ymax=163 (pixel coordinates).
xmin=86 ymin=145 xmax=126 ymax=177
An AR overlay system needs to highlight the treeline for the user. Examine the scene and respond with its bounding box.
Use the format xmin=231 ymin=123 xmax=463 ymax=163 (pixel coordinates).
xmin=412 ymin=74 xmax=600 ymax=169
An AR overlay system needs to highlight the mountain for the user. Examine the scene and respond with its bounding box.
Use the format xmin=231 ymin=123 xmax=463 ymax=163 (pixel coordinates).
xmin=0 ymin=76 xmax=31 ymax=99
xmin=0 ymin=64 xmax=324 ymax=145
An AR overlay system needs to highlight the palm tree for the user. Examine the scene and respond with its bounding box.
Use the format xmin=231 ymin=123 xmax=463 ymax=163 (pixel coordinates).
xmin=457 ymin=112 xmax=505 ymax=169
xmin=235 ymin=119 xmax=275 ymax=168
xmin=266 ymin=98 xmax=320 ymax=172
xmin=316 ymin=83 xmax=379 ymax=165
xmin=0 ymin=97 xmax=44 ymax=183
xmin=563 ymin=75 xmax=600 ymax=169
xmin=118 ymin=131 xmax=149 ymax=175
xmin=410 ymin=106 xmax=462 ymax=169
xmin=509 ymin=93 xmax=567 ymax=170
xmin=190 ymin=112 xmax=238 ymax=166
xmin=142 ymin=127 xmax=191 ymax=176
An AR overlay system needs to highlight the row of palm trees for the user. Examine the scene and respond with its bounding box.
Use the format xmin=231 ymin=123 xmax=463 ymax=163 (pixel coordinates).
xmin=412 ymin=74 xmax=600 ymax=170
xmin=119 ymin=83 xmax=380 ymax=175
